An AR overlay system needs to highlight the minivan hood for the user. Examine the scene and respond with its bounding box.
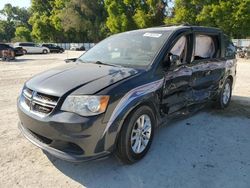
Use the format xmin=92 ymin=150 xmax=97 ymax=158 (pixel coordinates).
xmin=26 ymin=63 xmax=138 ymax=97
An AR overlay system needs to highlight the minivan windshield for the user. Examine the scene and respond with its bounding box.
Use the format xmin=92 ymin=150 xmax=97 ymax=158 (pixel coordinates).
xmin=78 ymin=30 xmax=172 ymax=67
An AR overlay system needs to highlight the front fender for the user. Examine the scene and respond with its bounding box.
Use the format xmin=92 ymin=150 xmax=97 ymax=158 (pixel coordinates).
xmin=101 ymin=78 xmax=164 ymax=151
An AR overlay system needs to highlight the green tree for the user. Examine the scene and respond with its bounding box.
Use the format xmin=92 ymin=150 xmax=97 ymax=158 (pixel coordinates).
xmin=0 ymin=3 xmax=31 ymax=42
xmin=0 ymin=20 xmax=15 ymax=42
xmin=197 ymin=0 xmax=250 ymax=38
xmin=58 ymin=0 xmax=107 ymax=42
xmin=105 ymin=0 xmax=168 ymax=34
xmin=166 ymin=0 xmax=250 ymax=38
xmin=14 ymin=26 xmax=32 ymax=41
xmin=0 ymin=3 xmax=31 ymax=27
xmin=29 ymin=0 xmax=106 ymax=42
xmin=29 ymin=0 xmax=58 ymax=42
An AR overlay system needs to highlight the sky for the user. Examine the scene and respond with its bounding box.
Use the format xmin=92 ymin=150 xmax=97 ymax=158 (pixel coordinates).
xmin=0 ymin=0 xmax=31 ymax=10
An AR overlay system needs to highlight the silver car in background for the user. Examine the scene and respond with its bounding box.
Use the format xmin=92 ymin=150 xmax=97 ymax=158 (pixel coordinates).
xmin=14 ymin=42 xmax=50 ymax=54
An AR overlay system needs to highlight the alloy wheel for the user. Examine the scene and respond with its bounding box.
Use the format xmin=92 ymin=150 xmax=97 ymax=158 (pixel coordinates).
xmin=130 ymin=114 xmax=152 ymax=154
xmin=222 ymin=82 xmax=231 ymax=105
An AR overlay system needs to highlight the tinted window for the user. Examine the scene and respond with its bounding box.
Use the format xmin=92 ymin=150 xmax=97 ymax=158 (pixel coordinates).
xmin=0 ymin=44 xmax=11 ymax=50
xmin=20 ymin=43 xmax=35 ymax=47
xmin=224 ymin=35 xmax=236 ymax=58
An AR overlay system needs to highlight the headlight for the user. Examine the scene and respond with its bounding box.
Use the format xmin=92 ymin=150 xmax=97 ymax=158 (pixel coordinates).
xmin=61 ymin=95 xmax=109 ymax=116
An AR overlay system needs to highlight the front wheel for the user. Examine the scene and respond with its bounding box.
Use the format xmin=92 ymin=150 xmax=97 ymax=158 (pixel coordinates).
xmin=216 ymin=78 xmax=232 ymax=109
xmin=116 ymin=106 xmax=155 ymax=164
xmin=43 ymin=49 xmax=48 ymax=54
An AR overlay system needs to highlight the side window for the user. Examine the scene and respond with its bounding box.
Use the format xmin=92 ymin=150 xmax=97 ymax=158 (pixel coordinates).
xmin=3 ymin=44 xmax=11 ymax=49
xmin=20 ymin=43 xmax=30 ymax=47
xmin=170 ymin=36 xmax=187 ymax=61
xmin=163 ymin=35 xmax=188 ymax=69
xmin=193 ymin=34 xmax=219 ymax=61
xmin=0 ymin=44 xmax=10 ymax=50
xmin=224 ymin=35 xmax=236 ymax=59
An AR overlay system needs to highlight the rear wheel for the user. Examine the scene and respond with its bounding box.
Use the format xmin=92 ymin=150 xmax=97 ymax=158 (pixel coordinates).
xmin=23 ymin=49 xmax=27 ymax=54
xmin=116 ymin=106 xmax=155 ymax=164
xmin=43 ymin=49 xmax=48 ymax=54
xmin=216 ymin=78 xmax=232 ymax=109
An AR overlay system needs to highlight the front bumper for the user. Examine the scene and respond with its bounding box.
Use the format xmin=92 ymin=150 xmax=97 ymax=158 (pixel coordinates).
xmin=17 ymin=103 xmax=111 ymax=162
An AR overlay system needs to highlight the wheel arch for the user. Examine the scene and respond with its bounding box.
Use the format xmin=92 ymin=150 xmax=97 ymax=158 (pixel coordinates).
xmin=227 ymin=75 xmax=233 ymax=85
xmin=112 ymin=96 xmax=160 ymax=150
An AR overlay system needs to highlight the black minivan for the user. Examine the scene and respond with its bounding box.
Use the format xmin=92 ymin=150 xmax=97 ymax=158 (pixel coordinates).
xmin=17 ymin=25 xmax=236 ymax=164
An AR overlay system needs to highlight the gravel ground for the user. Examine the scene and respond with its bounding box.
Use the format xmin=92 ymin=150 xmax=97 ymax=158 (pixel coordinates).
xmin=0 ymin=52 xmax=250 ymax=188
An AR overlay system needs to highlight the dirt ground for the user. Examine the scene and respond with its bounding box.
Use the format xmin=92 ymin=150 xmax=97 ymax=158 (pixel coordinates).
xmin=0 ymin=52 xmax=250 ymax=188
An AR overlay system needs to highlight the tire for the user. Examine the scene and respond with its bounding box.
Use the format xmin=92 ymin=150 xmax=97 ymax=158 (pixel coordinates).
xmin=23 ymin=49 xmax=27 ymax=54
xmin=43 ymin=49 xmax=48 ymax=54
xmin=215 ymin=78 xmax=232 ymax=109
xmin=116 ymin=105 xmax=155 ymax=164
xmin=60 ymin=50 xmax=64 ymax=53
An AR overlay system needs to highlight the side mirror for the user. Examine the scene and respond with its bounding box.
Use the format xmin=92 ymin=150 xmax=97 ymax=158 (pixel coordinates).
xmin=64 ymin=58 xmax=77 ymax=63
xmin=169 ymin=54 xmax=180 ymax=65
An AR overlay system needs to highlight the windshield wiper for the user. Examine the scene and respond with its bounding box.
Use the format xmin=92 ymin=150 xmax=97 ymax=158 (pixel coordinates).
xmin=94 ymin=61 xmax=123 ymax=67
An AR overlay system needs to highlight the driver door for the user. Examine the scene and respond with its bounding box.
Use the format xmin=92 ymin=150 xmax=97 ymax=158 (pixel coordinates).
xmin=161 ymin=33 xmax=194 ymax=115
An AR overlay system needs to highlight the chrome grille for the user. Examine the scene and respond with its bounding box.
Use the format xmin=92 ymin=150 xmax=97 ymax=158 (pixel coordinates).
xmin=21 ymin=87 xmax=59 ymax=117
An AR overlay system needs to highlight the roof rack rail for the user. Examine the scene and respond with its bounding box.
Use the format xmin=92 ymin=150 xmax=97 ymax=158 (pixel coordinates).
xmin=157 ymin=23 xmax=191 ymax=27
xmin=180 ymin=23 xmax=191 ymax=26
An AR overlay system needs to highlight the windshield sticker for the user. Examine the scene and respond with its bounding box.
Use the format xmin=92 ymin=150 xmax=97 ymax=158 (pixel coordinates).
xmin=143 ymin=32 xmax=162 ymax=38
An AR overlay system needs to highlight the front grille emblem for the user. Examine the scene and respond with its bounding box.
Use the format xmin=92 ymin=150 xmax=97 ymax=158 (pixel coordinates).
xmin=21 ymin=88 xmax=58 ymax=117
xmin=30 ymin=91 xmax=37 ymax=111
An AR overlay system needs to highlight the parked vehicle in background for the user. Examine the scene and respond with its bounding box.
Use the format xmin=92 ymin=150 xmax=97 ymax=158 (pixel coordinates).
xmin=17 ymin=25 xmax=237 ymax=164
xmin=76 ymin=45 xmax=85 ymax=51
xmin=13 ymin=46 xmax=25 ymax=57
xmin=246 ymin=46 xmax=250 ymax=59
xmin=14 ymin=42 xmax=50 ymax=54
xmin=236 ymin=46 xmax=250 ymax=59
xmin=42 ymin=44 xmax=64 ymax=53
xmin=0 ymin=49 xmax=15 ymax=61
xmin=0 ymin=43 xmax=24 ymax=60
xmin=70 ymin=44 xmax=86 ymax=51
xmin=70 ymin=44 xmax=77 ymax=51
